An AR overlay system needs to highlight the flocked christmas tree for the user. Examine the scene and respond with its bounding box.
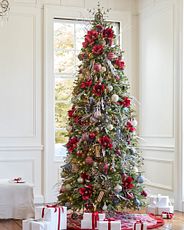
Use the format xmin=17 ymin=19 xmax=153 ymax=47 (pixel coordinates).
xmin=58 ymin=6 xmax=147 ymax=212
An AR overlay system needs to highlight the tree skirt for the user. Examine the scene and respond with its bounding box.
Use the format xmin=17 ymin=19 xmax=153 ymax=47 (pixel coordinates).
xmin=67 ymin=212 xmax=164 ymax=230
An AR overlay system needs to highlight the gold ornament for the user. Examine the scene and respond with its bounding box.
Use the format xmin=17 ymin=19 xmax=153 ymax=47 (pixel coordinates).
xmin=97 ymin=191 xmax=105 ymax=202
xmin=95 ymin=145 xmax=101 ymax=158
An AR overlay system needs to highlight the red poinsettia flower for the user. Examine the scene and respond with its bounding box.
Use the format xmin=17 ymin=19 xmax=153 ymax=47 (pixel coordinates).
xmin=66 ymin=137 xmax=78 ymax=153
xmin=68 ymin=106 xmax=75 ymax=118
xmin=118 ymin=97 xmax=131 ymax=107
xmin=99 ymin=135 xmax=113 ymax=149
xmin=80 ymin=80 xmax=92 ymax=89
xmin=92 ymin=82 xmax=105 ymax=96
xmin=83 ymin=30 xmax=99 ymax=47
xmin=126 ymin=121 xmax=136 ymax=132
xmin=92 ymin=44 xmax=104 ymax=55
xmin=103 ymin=27 xmax=114 ymax=39
xmin=89 ymin=132 xmax=96 ymax=139
xmin=122 ymin=174 xmax=134 ymax=189
xmin=81 ymin=173 xmax=91 ymax=182
xmin=114 ymin=59 xmax=125 ymax=69
xmin=79 ymin=185 xmax=93 ymax=200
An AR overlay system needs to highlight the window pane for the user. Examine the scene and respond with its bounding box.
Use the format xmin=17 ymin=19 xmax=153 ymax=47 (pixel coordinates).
xmin=55 ymin=129 xmax=68 ymax=144
xmin=55 ymin=102 xmax=71 ymax=128
xmin=75 ymin=23 xmax=89 ymax=50
xmin=54 ymin=22 xmax=74 ymax=50
xmin=55 ymin=78 xmax=73 ymax=101
xmin=54 ymin=50 xmax=75 ymax=74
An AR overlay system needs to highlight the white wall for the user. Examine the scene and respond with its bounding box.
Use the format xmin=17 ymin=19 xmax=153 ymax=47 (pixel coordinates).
xmin=0 ymin=0 xmax=138 ymax=203
xmin=137 ymin=0 xmax=182 ymax=210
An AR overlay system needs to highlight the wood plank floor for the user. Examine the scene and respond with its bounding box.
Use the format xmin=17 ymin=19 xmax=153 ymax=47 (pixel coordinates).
xmin=0 ymin=211 xmax=184 ymax=229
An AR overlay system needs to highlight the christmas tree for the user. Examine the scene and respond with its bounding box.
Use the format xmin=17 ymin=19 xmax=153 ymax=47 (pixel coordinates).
xmin=58 ymin=7 xmax=147 ymax=212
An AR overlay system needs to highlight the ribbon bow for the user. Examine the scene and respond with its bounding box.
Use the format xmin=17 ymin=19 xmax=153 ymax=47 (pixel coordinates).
xmin=104 ymin=218 xmax=116 ymax=230
xmin=162 ymin=212 xmax=173 ymax=219
xmin=134 ymin=220 xmax=144 ymax=230
xmin=42 ymin=204 xmax=63 ymax=230
xmin=92 ymin=212 xmax=99 ymax=230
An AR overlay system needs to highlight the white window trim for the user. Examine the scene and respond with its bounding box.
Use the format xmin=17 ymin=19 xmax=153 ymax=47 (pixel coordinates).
xmin=44 ymin=5 xmax=132 ymax=202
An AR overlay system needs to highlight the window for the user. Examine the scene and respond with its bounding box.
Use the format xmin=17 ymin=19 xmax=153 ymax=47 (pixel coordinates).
xmin=54 ymin=19 xmax=120 ymax=157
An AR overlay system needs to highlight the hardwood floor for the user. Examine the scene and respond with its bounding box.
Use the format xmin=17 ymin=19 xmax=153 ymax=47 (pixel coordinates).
xmin=0 ymin=212 xmax=184 ymax=229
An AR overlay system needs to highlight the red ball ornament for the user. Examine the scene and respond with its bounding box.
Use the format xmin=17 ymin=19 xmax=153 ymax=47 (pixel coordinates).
xmin=107 ymin=52 xmax=115 ymax=60
xmin=141 ymin=190 xmax=148 ymax=197
xmin=94 ymin=63 xmax=102 ymax=72
xmin=85 ymin=156 xmax=94 ymax=165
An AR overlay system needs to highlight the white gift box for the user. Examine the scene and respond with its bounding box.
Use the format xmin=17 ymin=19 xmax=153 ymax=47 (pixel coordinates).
xmin=149 ymin=195 xmax=170 ymax=207
xmin=35 ymin=205 xmax=67 ymax=230
xmin=147 ymin=205 xmax=174 ymax=215
xmin=98 ymin=220 xmax=121 ymax=230
xmin=81 ymin=212 xmax=106 ymax=229
xmin=22 ymin=219 xmax=51 ymax=230
xmin=133 ymin=221 xmax=147 ymax=230
xmin=158 ymin=206 xmax=174 ymax=215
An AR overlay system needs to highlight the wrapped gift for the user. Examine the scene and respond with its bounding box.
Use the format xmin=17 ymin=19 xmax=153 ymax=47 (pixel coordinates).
xmin=22 ymin=219 xmax=51 ymax=230
xmin=98 ymin=218 xmax=121 ymax=230
xmin=133 ymin=220 xmax=147 ymax=230
xmin=161 ymin=212 xmax=174 ymax=219
xmin=149 ymin=195 xmax=169 ymax=207
xmin=81 ymin=212 xmax=105 ymax=229
xmin=158 ymin=206 xmax=174 ymax=215
xmin=35 ymin=205 xmax=67 ymax=230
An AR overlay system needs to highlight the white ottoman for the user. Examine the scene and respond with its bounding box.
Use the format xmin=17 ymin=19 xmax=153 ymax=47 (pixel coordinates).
xmin=0 ymin=179 xmax=35 ymax=219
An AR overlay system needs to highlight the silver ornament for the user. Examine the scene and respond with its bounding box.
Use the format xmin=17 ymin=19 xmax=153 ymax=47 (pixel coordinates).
xmin=108 ymin=85 xmax=113 ymax=92
xmin=111 ymin=94 xmax=119 ymax=102
xmin=77 ymin=177 xmax=84 ymax=183
xmin=107 ymin=124 xmax=114 ymax=130
xmin=114 ymin=184 xmax=122 ymax=193
xmin=132 ymin=119 xmax=138 ymax=126
xmin=102 ymin=203 xmax=108 ymax=211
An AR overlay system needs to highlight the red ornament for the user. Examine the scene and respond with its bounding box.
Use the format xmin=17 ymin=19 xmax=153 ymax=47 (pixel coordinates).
xmin=126 ymin=121 xmax=136 ymax=132
xmin=92 ymin=82 xmax=105 ymax=97
xmin=122 ymin=174 xmax=134 ymax=189
xmin=85 ymin=156 xmax=94 ymax=165
xmin=99 ymin=135 xmax=113 ymax=149
xmin=80 ymin=80 xmax=92 ymax=89
xmin=114 ymin=59 xmax=125 ymax=69
xmin=92 ymin=44 xmax=104 ymax=55
xmin=94 ymin=63 xmax=102 ymax=72
xmin=107 ymin=52 xmax=115 ymax=60
xmin=141 ymin=190 xmax=148 ymax=197
xmin=68 ymin=106 xmax=75 ymax=118
xmin=79 ymin=185 xmax=93 ymax=200
xmin=89 ymin=132 xmax=96 ymax=139
xmin=118 ymin=97 xmax=131 ymax=107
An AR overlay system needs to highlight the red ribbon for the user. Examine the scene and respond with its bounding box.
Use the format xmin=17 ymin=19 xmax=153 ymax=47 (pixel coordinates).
xmin=41 ymin=204 xmax=63 ymax=230
xmin=162 ymin=212 xmax=173 ymax=219
xmin=134 ymin=220 xmax=144 ymax=230
xmin=13 ymin=177 xmax=22 ymax=183
xmin=92 ymin=212 xmax=99 ymax=230
xmin=104 ymin=218 xmax=116 ymax=230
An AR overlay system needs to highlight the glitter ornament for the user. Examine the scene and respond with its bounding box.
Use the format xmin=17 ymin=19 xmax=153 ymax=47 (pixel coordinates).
xmin=94 ymin=63 xmax=102 ymax=72
xmin=65 ymin=184 xmax=72 ymax=191
xmin=108 ymin=85 xmax=113 ymax=92
xmin=107 ymin=124 xmax=114 ymax=130
xmin=101 ymin=66 xmax=106 ymax=72
xmin=114 ymin=184 xmax=122 ymax=193
xmin=137 ymin=175 xmax=144 ymax=183
xmin=132 ymin=119 xmax=138 ymax=127
xmin=94 ymin=110 xmax=102 ymax=118
xmin=111 ymin=94 xmax=119 ymax=102
xmin=77 ymin=177 xmax=84 ymax=183
xmin=85 ymin=156 xmax=94 ymax=165
xmin=102 ymin=203 xmax=108 ymax=211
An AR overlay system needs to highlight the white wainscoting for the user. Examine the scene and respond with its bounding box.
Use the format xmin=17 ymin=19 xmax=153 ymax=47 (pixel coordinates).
xmin=0 ymin=6 xmax=43 ymax=203
xmin=138 ymin=0 xmax=182 ymax=210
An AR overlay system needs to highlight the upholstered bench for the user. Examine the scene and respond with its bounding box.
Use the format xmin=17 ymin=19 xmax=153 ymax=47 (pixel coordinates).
xmin=0 ymin=179 xmax=34 ymax=219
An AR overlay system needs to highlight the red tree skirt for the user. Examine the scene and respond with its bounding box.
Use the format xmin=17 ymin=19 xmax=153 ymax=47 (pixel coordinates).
xmin=67 ymin=212 xmax=164 ymax=230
